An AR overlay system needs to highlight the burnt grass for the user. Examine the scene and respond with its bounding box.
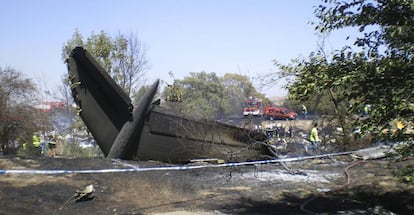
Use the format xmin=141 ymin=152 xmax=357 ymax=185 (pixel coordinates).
xmin=0 ymin=155 xmax=414 ymax=215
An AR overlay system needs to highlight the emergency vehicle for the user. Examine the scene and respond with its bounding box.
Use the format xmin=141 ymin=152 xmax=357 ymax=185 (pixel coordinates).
xmin=34 ymin=101 xmax=65 ymax=112
xmin=242 ymin=97 xmax=263 ymax=117
xmin=263 ymin=106 xmax=297 ymax=120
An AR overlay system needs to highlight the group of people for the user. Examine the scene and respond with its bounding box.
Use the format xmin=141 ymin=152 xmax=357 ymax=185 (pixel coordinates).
xmin=31 ymin=132 xmax=57 ymax=157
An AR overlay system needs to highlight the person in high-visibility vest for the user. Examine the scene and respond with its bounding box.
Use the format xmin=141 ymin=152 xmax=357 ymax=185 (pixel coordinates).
xmin=32 ymin=132 xmax=41 ymax=155
xmin=305 ymin=123 xmax=319 ymax=154
xmin=32 ymin=133 xmax=41 ymax=147
xmin=302 ymin=104 xmax=308 ymax=119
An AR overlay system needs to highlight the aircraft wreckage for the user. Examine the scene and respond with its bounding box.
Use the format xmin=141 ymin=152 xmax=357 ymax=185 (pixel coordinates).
xmin=67 ymin=47 xmax=266 ymax=163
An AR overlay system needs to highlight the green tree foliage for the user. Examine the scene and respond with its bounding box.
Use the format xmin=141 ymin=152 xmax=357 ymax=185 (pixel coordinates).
xmin=314 ymin=0 xmax=414 ymax=129
xmin=134 ymin=85 xmax=149 ymax=103
xmin=176 ymin=72 xmax=229 ymax=119
xmin=0 ymin=67 xmax=45 ymax=154
xmin=62 ymin=29 xmax=84 ymax=61
xmin=222 ymin=73 xmax=256 ymax=99
xmin=274 ymin=0 xmax=414 ymax=182
xmin=85 ymin=31 xmax=114 ymax=73
xmin=62 ymin=30 xmax=149 ymax=99
xmin=163 ymin=72 xmax=266 ymax=119
xmin=222 ymin=73 xmax=269 ymax=115
xmin=283 ymin=89 xmax=339 ymax=115
xmin=58 ymin=140 xmax=103 ymax=158
xmin=276 ymin=0 xmax=414 ymax=140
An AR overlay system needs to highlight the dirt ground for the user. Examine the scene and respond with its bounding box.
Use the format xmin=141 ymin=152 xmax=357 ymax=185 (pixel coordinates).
xmin=1 ymin=154 xmax=414 ymax=215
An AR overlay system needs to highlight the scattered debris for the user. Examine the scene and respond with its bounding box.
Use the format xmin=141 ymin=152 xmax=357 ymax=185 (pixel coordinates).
xmin=190 ymin=158 xmax=225 ymax=164
xmin=257 ymin=141 xmax=304 ymax=175
xmin=352 ymin=145 xmax=392 ymax=160
xmin=351 ymin=142 xmax=409 ymax=160
xmin=60 ymin=184 xmax=95 ymax=209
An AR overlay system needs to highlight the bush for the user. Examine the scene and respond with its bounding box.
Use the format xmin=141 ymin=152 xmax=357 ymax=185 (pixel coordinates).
xmin=16 ymin=143 xmax=42 ymax=158
xmin=394 ymin=165 xmax=414 ymax=185
xmin=17 ymin=140 xmax=104 ymax=158
xmin=392 ymin=141 xmax=414 ymax=185
xmin=57 ymin=141 xmax=103 ymax=158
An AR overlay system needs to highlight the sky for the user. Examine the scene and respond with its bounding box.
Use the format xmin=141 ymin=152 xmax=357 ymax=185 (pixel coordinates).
xmin=0 ymin=0 xmax=357 ymax=99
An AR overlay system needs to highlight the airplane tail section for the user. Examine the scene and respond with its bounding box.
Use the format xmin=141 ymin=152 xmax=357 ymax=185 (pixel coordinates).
xmin=67 ymin=47 xmax=133 ymax=156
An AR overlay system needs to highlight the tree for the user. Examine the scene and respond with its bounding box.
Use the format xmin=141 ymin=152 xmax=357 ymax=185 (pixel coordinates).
xmin=85 ymin=31 xmax=114 ymax=74
xmin=276 ymin=0 xmax=413 ymax=141
xmin=222 ymin=73 xmax=256 ymax=99
xmin=133 ymin=85 xmax=151 ymax=104
xmin=162 ymin=72 xmax=268 ymax=119
xmin=62 ymin=30 xmax=149 ymax=99
xmin=222 ymin=73 xmax=270 ymax=115
xmin=112 ymin=32 xmax=149 ymax=98
xmin=62 ymin=29 xmax=84 ymax=61
xmin=175 ymin=72 xmax=229 ymax=119
xmin=0 ymin=67 xmax=43 ymax=154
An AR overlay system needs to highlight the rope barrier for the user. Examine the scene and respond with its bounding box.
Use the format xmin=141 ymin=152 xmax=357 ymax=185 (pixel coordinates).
xmin=0 ymin=151 xmax=354 ymax=175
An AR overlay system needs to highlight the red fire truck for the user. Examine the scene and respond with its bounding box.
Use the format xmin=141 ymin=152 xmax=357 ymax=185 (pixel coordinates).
xmin=242 ymin=97 xmax=263 ymax=117
xmin=34 ymin=101 xmax=65 ymax=112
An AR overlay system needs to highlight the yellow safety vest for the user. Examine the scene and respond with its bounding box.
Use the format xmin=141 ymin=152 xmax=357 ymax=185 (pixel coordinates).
xmin=309 ymin=127 xmax=319 ymax=142
xmin=33 ymin=135 xmax=41 ymax=147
